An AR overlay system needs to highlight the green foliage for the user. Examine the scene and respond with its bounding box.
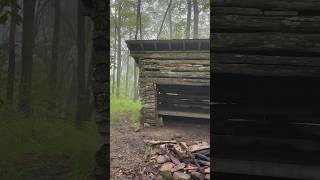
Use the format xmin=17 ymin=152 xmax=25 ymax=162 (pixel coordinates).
xmin=110 ymin=96 xmax=141 ymax=128
xmin=0 ymin=106 xmax=99 ymax=179
xmin=144 ymin=145 xmax=155 ymax=159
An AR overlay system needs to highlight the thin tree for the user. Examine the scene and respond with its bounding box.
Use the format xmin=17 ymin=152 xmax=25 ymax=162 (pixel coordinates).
xmin=6 ymin=1 xmax=18 ymax=104
xmin=19 ymin=0 xmax=36 ymax=115
xmin=157 ymin=0 xmax=172 ymax=39
xmin=116 ymin=1 xmax=122 ymax=97
xmin=168 ymin=2 xmax=173 ymax=39
xmin=193 ymin=0 xmax=199 ymax=39
xmin=186 ymin=0 xmax=191 ymax=39
xmin=112 ymin=13 xmax=117 ymax=95
xmin=48 ymin=0 xmax=61 ymax=114
xmin=133 ymin=0 xmax=141 ymax=100
xmin=75 ymin=0 xmax=86 ymax=127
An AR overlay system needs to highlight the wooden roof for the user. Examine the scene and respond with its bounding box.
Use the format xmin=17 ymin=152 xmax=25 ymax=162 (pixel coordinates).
xmin=126 ymin=39 xmax=210 ymax=53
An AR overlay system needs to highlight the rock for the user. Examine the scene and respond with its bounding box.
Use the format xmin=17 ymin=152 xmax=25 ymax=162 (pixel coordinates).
xmin=188 ymin=141 xmax=209 ymax=152
xmin=205 ymin=173 xmax=210 ymax=180
xmin=171 ymin=163 xmax=186 ymax=172
xmin=134 ymin=127 xmax=140 ymax=132
xmin=168 ymin=153 xmax=181 ymax=165
xmin=143 ymin=123 xmax=151 ymax=128
xmin=204 ymin=167 xmax=210 ymax=174
xmin=191 ymin=171 xmax=205 ymax=180
xmin=173 ymin=172 xmax=191 ymax=180
xmin=173 ymin=144 xmax=188 ymax=159
xmin=159 ymin=162 xmax=174 ymax=179
xmin=156 ymin=155 xmax=170 ymax=164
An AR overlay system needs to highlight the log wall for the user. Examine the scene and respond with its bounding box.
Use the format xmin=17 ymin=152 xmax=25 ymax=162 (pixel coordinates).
xmin=212 ymin=0 xmax=320 ymax=178
xmin=134 ymin=52 xmax=210 ymax=125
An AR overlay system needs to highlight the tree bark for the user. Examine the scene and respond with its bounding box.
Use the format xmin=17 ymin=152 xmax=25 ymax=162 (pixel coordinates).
xmin=193 ymin=0 xmax=199 ymax=39
xmin=6 ymin=2 xmax=17 ymax=104
xmin=169 ymin=3 xmax=173 ymax=39
xmin=135 ymin=0 xmax=141 ymax=40
xmin=186 ymin=0 xmax=191 ymax=39
xmin=48 ymin=0 xmax=61 ymax=114
xmin=75 ymin=0 xmax=86 ymax=127
xmin=116 ymin=2 xmax=122 ymax=97
xmin=112 ymin=15 xmax=117 ymax=95
xmin=19 ymin=0 xmax=36 ymax=115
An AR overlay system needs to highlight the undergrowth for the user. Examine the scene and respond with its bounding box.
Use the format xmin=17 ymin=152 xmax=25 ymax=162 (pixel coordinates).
xmin=110 ymin=96 xmax=141 ymax=128
xmin=0 ymin=106 xmax=99 ymax=179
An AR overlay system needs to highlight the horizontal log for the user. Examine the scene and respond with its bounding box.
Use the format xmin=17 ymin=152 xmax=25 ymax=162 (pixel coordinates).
xmin=151 ymin=78 xmax=210 ymax=86
xmin=157 ymin=84 xmax=210 ymax=96
xmin=213 ymin=0 xmax=320 ymax=11
xmin=213 ymin=53 xmax=320 ymax=66
xmin=212 ymin=15 xmax=320 ymax=33
xmin=213 ymin=33 xmax=320 ymax=55
xmin=132 ymin=52 xmax=209 ymax=61
xmin=143 ymin=65 xmax=210 ymax=72
xmin=214 ymin=104 xmax=320 ymax=117
xmin=213 ymin=7 xmax=263 ymax=15
xmin=213 ymin=119 xmax=320 ymax=140
xmin=144 ymin=71 xmax=210 ymax=79
xmin=214 ymin=63 xmax=320 ymax=77
xmin=140 ymin=59 xmax=210 ymax=65
xmin=158 ymin=110 xmax=210 ymax=119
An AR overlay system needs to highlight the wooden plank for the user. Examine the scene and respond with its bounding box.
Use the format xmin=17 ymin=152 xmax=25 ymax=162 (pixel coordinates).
xmin=212 ymin=53 xmax=320 ymax=66
xmin=157 ymin=85 xmax=210 ymax=96
xmin=140 ymin=59 xmax=210 ymax=65
xmin=158 ymin=110 xmax=210 ymax=119
xmin=143 ymin=65 xmax=210 ymax=72
xmin=212 ymin=15 xmax=320 ymax=33
xmin=213 ymin=0 xmax=320 ymax=11
xmin=212 ymin=33 xmax=320 ymax=55
xmin=131 ymin=52 xmax=209 ymax=61
xmin=213 ymin=7 xmax=263 ymax=15
xmin=214 ymin=63 xmax=320 ymax=77
xmin=151 ymin=78 xmax=210 ymax=86
xmin=214 ymin=158 xmax=320 ymax=179
xmin=144 ymin=71 xmax=210 ymax=79
xmin=213 ymin=118 xmax=320 ymax=140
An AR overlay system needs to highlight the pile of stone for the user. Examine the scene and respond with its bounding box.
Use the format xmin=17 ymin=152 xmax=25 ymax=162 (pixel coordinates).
xmin=144 ymin=140 xmax=210 ymax=180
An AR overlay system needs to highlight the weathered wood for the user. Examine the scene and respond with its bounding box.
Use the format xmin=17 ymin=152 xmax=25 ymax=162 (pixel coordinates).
xmin=144 ymin=71 xmax=210 ymax=79
xmin=213 ymin=54 xmax=320 ymax=66
xmin=213 ymin=0 xmax=320 ymax=11
xmin=214 ymin=63 xmax=320 ymax=77
xmin=213 ymin=33 xmax=320 ymax=55
xmin=143 ymin=65 xmax=209 ymax=72
xmin=158 ymin=110 xmax=210 ymax=119
xmin=140 ymin=59 xmax=210 ymax=65
xmin=151 ymin=78 xmax=209 ymax=86
xmin=212 ymin=15 xmax=320 ymax=33
xmin=213 ymin=7 xmax=263 ymax=15
xmin=131 ymin=52 xmax=209 ymax=61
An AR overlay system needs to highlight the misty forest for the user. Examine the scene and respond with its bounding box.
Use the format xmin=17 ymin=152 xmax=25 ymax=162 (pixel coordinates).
xmin=0 ymin=0 xmax=209 ymax=179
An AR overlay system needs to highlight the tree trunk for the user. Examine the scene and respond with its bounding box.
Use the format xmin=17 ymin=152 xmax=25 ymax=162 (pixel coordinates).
xmin=116 ymin=2 xmax=122 ymax=97
xmin=75 ymin=0 xmax=86 ymax=127
xmin=133 ymin=63 xmax=138 ymax=100
xmin=112 ymin=15 xmax=117 ymax=95
xmin=19 ymin=0 xmax=36 ymax=115
xmin=157 ymin=0 xmax=172 ymax=39
xmin=193 ymin=0 xmax=199 ymax=39
xmin=168 ymin=4 xmax=173 ymax=39
xmin=186 ymin=0 xmax=191 ymax=39
xmin=135 ymin=0 xmax=141 ymax=40
xmin=6 ymin=2 xmax=17 ymax=104
xmin=125 ymin=57 xmax=129 ymax=98
xmin=48 ymin=0 xmax=61 ymax=115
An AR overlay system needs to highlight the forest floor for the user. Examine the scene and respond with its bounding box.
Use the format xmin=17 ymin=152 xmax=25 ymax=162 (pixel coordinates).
xmin=110 ymin=113 xmax=210 ymax=180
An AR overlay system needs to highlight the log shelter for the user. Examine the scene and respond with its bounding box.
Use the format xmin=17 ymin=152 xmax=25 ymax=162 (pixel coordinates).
xmin=213 ymin=0 xmax=320 ymax=179
xmin=126 ymin=39 xmax=210 ymax=126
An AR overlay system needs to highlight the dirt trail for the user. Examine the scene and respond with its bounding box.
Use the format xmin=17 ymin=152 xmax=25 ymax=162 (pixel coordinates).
xmin=110 ymin=114 xmax=210 ymax=179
